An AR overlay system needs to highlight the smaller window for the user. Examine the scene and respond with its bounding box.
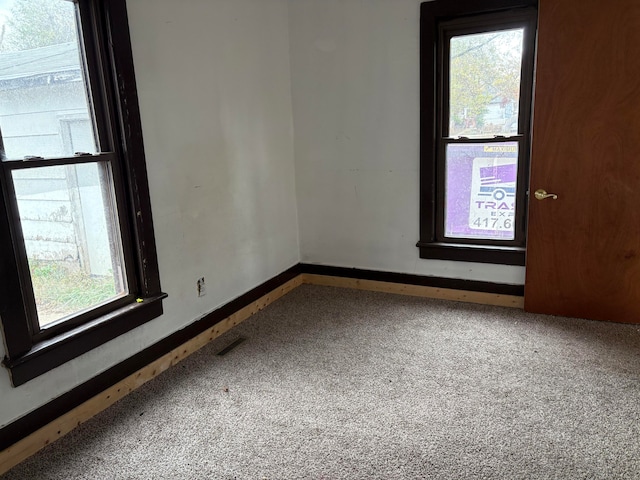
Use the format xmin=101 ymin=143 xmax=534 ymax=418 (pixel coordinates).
xmin=418 ymin=0 xmax=537 ymax=265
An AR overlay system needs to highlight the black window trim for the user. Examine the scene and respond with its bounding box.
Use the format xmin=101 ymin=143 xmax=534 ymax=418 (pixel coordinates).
xmin=0 ymin=0 xmax=166 ymax=387
xmin=417 ymin=0 xmax=538 ymax=266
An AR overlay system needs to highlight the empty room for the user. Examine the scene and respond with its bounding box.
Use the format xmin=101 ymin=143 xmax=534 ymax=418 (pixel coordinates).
xmin=0 ymin=0 xmax=638 ymax=478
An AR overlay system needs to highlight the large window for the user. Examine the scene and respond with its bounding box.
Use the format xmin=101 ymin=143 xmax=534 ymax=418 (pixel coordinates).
xmin=0 ymin=0 xmax=165 ymax=386
xmin=418 ymin=0 xmax=537 ymax=265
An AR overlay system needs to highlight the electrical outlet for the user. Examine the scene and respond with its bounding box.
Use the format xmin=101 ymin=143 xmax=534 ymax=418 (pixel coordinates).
xmin=197 ymin=277 xmax=206 ymax=297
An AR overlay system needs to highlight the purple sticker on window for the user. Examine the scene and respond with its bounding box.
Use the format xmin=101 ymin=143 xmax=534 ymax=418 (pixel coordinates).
xmin=445 ymin=143 xmax=518 ymax=240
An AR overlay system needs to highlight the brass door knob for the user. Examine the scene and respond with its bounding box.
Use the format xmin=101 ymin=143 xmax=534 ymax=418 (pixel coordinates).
xmin=534 ymin=189 xmax=558 ymax=200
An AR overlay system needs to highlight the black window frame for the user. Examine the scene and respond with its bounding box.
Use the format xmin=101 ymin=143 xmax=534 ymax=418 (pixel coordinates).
xmin=417 ymin=0 xmax=537 ymax=266
xmin=0 ymin=0 xmax=166 ymax=387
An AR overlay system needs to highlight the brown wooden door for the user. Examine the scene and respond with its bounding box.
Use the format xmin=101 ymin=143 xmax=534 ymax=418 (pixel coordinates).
xmin=524 ymin=0 xmax=640 ymax=323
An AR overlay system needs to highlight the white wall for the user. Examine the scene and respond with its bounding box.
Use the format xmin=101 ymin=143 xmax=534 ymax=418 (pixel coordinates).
xmin=1 ymin=0 xmax=528 ymax=430
xmin=288 ymin=0 xmax=525 ymax=284
xmin=0 ymin=0 xmax=299 ymax=428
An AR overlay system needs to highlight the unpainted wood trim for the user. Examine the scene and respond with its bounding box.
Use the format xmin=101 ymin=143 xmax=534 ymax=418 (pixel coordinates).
xmin=301 ymin=274 xmax=524 ymax=308
xmin=0 ymin=276 xmax=303 ymax=476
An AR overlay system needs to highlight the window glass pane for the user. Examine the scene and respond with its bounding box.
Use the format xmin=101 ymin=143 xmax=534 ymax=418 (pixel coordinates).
xmin=0 ymin=0 xmax=97 ymax=160
xmin=444 ymin=142 xmax=517 ymax=240
xmin=449 ymin=29 xmax=524 ymax=137
xmin=12 ymin=163 xmax=127 ymax=327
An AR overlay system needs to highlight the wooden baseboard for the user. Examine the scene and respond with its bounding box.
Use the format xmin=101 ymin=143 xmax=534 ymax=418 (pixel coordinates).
xmin=301 ymin=274 xmax=524 ymax=308
xmin=0 ymin=276 xmax=302 ymax=476
xmin=0 ymin=266 xmax=522 ymax=475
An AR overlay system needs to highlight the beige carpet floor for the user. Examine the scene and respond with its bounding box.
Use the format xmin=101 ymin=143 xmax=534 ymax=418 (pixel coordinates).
xmin=3 ymin=284 xmax=640 ymax=479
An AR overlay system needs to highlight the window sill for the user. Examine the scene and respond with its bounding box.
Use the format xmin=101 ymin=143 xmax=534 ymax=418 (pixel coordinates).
xmin=417 ymin=241 xmax=525 ymax=266
xmin=3 ymin=293 xmax=167 ymax=387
